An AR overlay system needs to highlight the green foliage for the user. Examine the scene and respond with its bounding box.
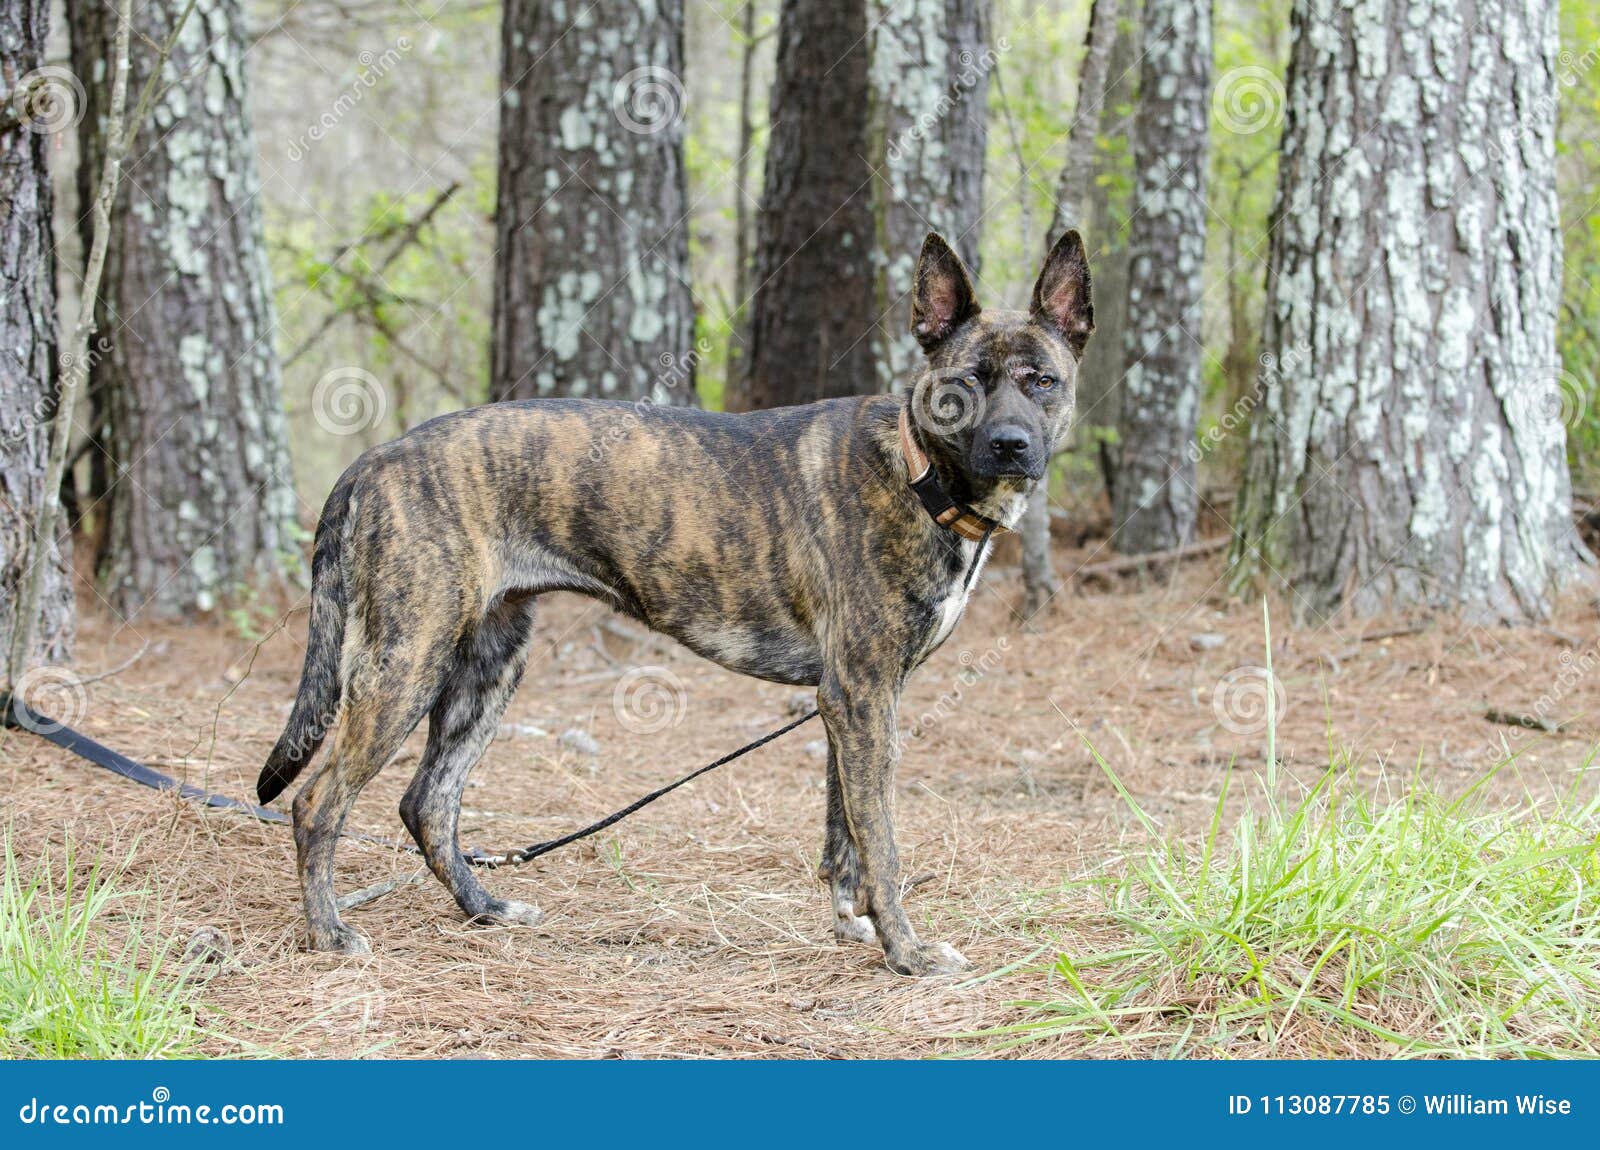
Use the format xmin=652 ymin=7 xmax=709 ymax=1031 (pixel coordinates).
xmin=1559 ymin=0 xmax=1600 ymax=483
xmin=0 ymin=839 xmax=206 ymax=1059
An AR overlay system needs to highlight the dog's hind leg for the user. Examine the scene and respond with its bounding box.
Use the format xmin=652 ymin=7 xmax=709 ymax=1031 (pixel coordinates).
xmin=400 ymin=594 xmax=541 ymax=928
xmin=820 ymin=743 xmax=878 ymax=946
xmin=294 ymin=674 xmax=441 ymax=953
xmin=292 ymin=640 xmax=444 ymax=954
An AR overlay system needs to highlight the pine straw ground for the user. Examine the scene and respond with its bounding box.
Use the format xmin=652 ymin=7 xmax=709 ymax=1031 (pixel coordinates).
xmin=3 ymin=534 xmax=1599 ymax=1059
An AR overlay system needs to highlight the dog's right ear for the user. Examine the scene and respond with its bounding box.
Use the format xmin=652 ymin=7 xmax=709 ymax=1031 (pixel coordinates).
xmin=911 ymin=233 xmax=980 ymax=351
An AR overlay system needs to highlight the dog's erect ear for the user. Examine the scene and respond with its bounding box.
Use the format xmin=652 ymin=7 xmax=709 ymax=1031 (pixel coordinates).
xmin=911 ymin=233 xmax=981 ymax=351
xmin=1030 ymin=229 xmax=1095 ymax=357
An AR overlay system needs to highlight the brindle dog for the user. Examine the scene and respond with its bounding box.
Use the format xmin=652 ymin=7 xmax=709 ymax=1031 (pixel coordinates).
xmin=258 ymin=231 xmax=1092 ymax=976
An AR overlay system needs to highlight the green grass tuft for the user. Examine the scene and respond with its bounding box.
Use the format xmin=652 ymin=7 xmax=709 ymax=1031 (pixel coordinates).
xmin=0 ymin=838 xmax=206 ymax=1058
xmin=1007 ymin=612 xmax=1600 ymax=1058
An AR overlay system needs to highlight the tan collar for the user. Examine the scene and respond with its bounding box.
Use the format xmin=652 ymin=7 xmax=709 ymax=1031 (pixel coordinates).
xmin=897 ymin=406 xmax=1007 ymax=543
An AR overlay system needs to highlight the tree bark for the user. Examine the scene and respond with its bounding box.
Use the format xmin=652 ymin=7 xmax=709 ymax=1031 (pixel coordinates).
xmin=1023 ymin=0 xmax=1122 ymax=617
xmin=870 ymin=0 xmax=989 ymax=394
xmin=733 ymin=0 xmax=759 ymax=316
xmin=0 ymin=0 xmax=71 ymax=663
xmin=736 ymin=0 xmax=876 ymax=411
xmin=1112 ymin=0 xmax=1211 ymax=554
xmin=71 ymin=0 xmax=296 ymax=619
xmin=491 ymin=0 xmax=697 ymax=405
xmin=1072 ymin=2 xmax=1140 ymax=451
xmin=1231 ymin=0 xmax=1585 ymax=622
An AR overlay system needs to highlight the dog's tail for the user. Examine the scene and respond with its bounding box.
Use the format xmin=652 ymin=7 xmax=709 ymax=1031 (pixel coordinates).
xmin=257 ymin=475 xmax=356 ymax=804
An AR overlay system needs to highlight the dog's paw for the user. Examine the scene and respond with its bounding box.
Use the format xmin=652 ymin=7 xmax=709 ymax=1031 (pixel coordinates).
xmin=834 ymin=910 xmax=880 ymax=947
xmin=887 ymin=941 xmax=969 ymax=977
xmin=471 ymin=898 xmax=544 ymax=928
xmin=308 ymin=923 xmax=371 ymax=955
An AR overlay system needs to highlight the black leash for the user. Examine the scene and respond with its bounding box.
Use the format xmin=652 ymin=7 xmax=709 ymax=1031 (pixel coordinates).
xmin=466 ymin=708 xmax=818 ymax=866
xmin=0 ymin=529 xmax=992 ymax=866
xmin=0 ymin=690 xmax=818 ymax=868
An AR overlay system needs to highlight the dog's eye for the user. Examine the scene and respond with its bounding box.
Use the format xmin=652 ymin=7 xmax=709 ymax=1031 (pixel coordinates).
xmin=1036 ymin=376 xmax=1055 ymax=390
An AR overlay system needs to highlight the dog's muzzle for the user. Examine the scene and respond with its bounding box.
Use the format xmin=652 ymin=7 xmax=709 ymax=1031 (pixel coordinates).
xmin=970 ymin=422 xmax=1045 ymax=480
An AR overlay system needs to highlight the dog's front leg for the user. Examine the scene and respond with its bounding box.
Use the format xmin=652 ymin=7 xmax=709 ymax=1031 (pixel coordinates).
xmin=818 ymin=673 xmax=968 ymax=977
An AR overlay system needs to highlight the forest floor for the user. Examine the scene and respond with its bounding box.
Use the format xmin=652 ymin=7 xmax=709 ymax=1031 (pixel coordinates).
xmin=5 ymin=527 xmax=1600 ymax=1058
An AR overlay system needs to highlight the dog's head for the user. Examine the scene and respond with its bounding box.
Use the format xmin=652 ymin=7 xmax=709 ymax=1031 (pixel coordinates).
xmin=905 ymin=231 xmax=1093 ymax=498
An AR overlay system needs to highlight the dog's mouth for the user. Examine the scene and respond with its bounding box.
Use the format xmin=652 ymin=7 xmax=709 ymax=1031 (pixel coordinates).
xmin=968 ymin=456 xmax=1046 ymax=484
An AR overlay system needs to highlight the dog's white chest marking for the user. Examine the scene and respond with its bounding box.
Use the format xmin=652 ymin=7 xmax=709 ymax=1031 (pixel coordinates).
xmin=926 ymin=538 xmax=990 ymax=654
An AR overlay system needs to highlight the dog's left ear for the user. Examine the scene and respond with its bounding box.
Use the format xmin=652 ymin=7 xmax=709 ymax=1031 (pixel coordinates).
xmin=911 ymin=232 xmax=981 ymax=351
xmin=1030 ymin=230 xmax=1094 ymax=357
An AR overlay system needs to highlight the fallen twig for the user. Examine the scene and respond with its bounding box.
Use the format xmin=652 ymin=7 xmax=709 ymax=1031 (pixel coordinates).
xmin=1072 ymin=536 xmax=1227 ymax=581
xmin=1483 ymin=708 xmax=1562 ymax=734
xmin=337 ymin=874 xmax=425 ymax=912
xmin=73 ymin=639 xmax=151 ymax=685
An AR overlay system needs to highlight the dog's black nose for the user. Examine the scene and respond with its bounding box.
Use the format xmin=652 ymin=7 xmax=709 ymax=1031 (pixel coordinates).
xmin=987 ymin=426 xmax=1031 ymax=459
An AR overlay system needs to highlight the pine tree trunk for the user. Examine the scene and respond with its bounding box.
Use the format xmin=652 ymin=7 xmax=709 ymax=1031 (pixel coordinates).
xmin=870 ymin=0 xmax=989 ymax=393
xmin=1072 ymin=2 xmax=1140 ymax=456
xmin=1232 ymin=0 xmax=1584 ymax=622
xmin=1112 ymin=0 xmax=1211 ymax=554
xmin=736 ymin=0 xmax=876 ymax=411
xmin=1023 ymin=0 xmax=1121 ymax=616
xmin=492 ymin=0 xmax=697 ymax=405
xmin=71 ymin=0 xmax=296 ymax=619
xmin=0 ymin=0 xmax=72 ymax=662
